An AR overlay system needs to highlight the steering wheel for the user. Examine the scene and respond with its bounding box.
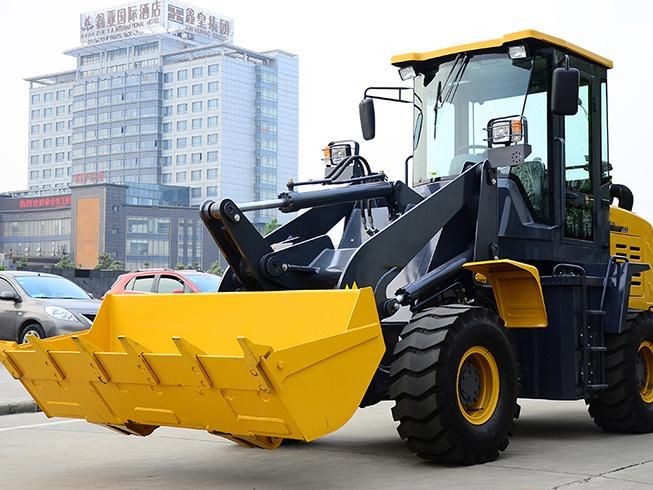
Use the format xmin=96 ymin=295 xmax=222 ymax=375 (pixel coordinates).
xmin=455 ymin=145 xmax=488 ymax=154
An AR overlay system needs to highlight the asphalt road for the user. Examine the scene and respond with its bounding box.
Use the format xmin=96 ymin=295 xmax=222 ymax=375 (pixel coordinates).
xmin=0 ymin=400 xmax=652 ymax=489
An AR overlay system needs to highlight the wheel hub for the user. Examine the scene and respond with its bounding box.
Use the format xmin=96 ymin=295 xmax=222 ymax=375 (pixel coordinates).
xmin=456 ymin=346 xmax=500 ymax=425
xmin=638 ymin=340 xmax=653 ymax=404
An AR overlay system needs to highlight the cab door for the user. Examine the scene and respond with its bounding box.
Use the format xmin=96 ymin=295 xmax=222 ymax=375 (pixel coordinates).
xmin=562 ymin=73 xmax=595 ymax=242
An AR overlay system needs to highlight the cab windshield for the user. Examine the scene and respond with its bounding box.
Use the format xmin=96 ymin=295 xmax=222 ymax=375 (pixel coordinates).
xmin=412 ymin=51 xmax=537 ymax=184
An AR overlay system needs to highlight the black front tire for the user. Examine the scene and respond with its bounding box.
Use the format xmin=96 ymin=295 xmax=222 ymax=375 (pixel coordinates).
xmin=389 ymin=306 xmax=518 ymax=465
xmin=588 ymin=311 xmax=653 ymax=433
xmin=19 ymin=323 xmax=45 ymax=344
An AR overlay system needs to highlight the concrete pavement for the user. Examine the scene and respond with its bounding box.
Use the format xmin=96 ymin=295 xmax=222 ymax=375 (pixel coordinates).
xmin=0 ymin=365 xmax=39 ymax=415
xmin=0 ymin=400 xmax=652 ymax=489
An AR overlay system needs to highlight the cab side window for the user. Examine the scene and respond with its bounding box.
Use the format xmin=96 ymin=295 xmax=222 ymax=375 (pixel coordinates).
xmin=0 ymin=279 xmax=17 ymax=295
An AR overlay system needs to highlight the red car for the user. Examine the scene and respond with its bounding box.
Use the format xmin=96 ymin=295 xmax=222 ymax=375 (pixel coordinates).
xmin=106 ymin=269 xmax=222 ymax=296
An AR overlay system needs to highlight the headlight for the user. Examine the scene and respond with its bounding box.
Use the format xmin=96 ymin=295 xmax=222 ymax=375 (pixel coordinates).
xmin=45 ymin=306 xmax=80 ymax=323
xmin=488 ymin=117 xmax=525 ymax=146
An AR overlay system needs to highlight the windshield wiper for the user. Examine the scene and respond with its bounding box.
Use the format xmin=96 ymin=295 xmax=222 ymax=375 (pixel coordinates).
xmin=433 ymin=54 xmax=468 ymax=139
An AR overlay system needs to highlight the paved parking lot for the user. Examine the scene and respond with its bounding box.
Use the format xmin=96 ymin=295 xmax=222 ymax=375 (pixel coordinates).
xmin=0 ymin=399 xmax=652 ymax=489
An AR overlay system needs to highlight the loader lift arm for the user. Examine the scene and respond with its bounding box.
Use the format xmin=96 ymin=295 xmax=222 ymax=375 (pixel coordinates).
xmin=200 ymin=159 xmax=502 ymax=317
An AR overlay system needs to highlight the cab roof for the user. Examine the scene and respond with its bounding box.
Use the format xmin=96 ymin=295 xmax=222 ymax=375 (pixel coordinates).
xmin=391 ymin=30 xmax=613 ymax=69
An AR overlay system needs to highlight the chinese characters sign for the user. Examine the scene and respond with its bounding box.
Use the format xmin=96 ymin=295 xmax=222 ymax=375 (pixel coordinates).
xmin=80 ymin=0 xmax=233 ymax=46
xmin=18 ymin=195 xmax=72 ymax=210
xmin=72 ymin=171 xmax=106 ymax=185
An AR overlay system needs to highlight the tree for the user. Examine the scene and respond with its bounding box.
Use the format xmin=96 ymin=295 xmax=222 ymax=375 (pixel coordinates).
xmin=54 ymin=254 xmax=75 ymax=269
xmin=95 ymin=253 xmax=124 ymax=271
xmin=15 ymin=257 xmax=28 ymax=269
xmin=262 ymin=218 xmax=280 ymax=235
xmin=207 ymin=261 xmax=224 ymax=276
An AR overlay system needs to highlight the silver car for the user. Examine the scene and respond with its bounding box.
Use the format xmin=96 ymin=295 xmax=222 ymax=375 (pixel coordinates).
xmin=0 ymin=271 xmax=100 ymax=344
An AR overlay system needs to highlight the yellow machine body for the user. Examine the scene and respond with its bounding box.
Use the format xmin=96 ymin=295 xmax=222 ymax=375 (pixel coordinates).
xmin=610 ymin=206 xmax=653 ymax=311
xmin=0 ymin=288 xmax=384 ymax=448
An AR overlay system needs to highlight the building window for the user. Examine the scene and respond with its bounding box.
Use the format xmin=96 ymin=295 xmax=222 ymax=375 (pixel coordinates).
xmin=177 ymin=103 xmax=188 ymax=114
xmin=176 ymin=154 xmax=187 ymax=165
xmin=55 ymin=168 xmax=64 ymax=178
xmin=208 ymin=116 xmax=218 ymax=128
xmin=192 ymin=101 xmax=202 ymax=112
xmin=43 ymin=138 xmax=52 ymax=149
xmin=163 ymin=89 xmax=173 ymax=99
xmin=208 ymin=99 xmax=218 ymax=110
xmin=162 ymin=139 xmax=171 ymax=150
xmin=55 ymin=137 xmax=64 ymax=147
xmin=30 ymin=140 xmax=39 ymax=150
xmin=208 ymin=64 xmax=219 ymax=75
xmin=30 ymin=124 xmax=39 ymax=135
xmin=56 ymin=90 xmax=66 ymax=101
xmin=31 ymin=94 xmax=41 ymax=104
xmin=190 ymin=187 xmax=202 ymax=199
xmin=192 ymin=84 xmax=202 ymax=95
xmin=176 ymin=137 xmax=187 ymax=149
xmin=192 ymin=136 xmax=202 ymax=147
xmin=208 ymin=81 xmax=218 ymax=93
xmin=191 ymin=170 xmax=202 ymax=181
xmin=55 ymin=152 xmax=65 ymax=162
xmin=30 ymin=155 xmax=39 ymax=165
xmin=191 ymin=118 xmax=202 ymax=130
xmin=192 ymin=67 xmax=203 ymax=78
xmin=191 ymin=152 xmax=202 ymax=163
xmin=177 ymin=69 xmax=188 ymax=81
xmin=163 ymin=72 xmax=173 ymax=83
xmin=207 ymin=168 xmax=218 ymax=179
xmin=162 ymin=105 xmax=172 ymax=116
xmin=43 ymin=154 xmax=52 ymax=164
xmin=43 ymin=123 xmax=52 ymax=132
xmin=177 ymin=86 xmax=187 ymax=97
xmin=207 ymin=133 xmax=218 ymax=144
xmin=56 ymin=106 xmax=66 ymax=116
xmin=161 ymin=156 xmax=171 ymax=167
xmin=31 ymin=109 xmax=40 ymax=120
xmin=177 ymin=120 xmax=187 ymax=131
xmin=162 ymin=173 xmax=172 ymax=183
xmin=42 ymin=169 xmax=51 ymax=178
xmin=44 ymin=93 xmax=53 ymax=103
xmin=55 ymin=121 xmax=65 ymax=131
xmin=207 ymin=151 xmax=218 ymax=162
xmin=176 ymin=171 xmax=187 ymax=182
xmin=30 ymin=170 xmax=39 ymax=180
xmin=43 ymin=108 xmax=53 ymax=118
xmin=163 ymin=122 xmax=171 ymax=133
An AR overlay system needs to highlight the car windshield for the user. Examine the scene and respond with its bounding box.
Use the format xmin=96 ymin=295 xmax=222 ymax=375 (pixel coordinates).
xmin=412 ymin=51 xmax=535 ymax=184
xmin=15 ymin=275 xmax=90 ymax=299
xmin=184 ymin=273 xmax=221 ymax=292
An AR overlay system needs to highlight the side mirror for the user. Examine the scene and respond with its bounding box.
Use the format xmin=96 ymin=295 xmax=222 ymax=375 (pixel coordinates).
xmin=551 ymin=67 xmax=580 ymax=116
xmin=0 ymin=291 xmax=19 ymax=302
xmin=359 ymin=98 xmax=376 ymax=141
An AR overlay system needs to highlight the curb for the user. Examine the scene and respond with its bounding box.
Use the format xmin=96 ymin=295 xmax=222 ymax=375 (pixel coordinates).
xmin=0 ymin=400 xmax=41 ymax=416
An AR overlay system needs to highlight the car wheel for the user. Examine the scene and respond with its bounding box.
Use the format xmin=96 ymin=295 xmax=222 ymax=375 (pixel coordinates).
xmin=19 ymin=323 xmax=46 ymax=344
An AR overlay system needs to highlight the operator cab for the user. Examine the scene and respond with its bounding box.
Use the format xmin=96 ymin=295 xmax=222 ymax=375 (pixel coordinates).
xmin=368 ymin=30 xmax=614 ymax=266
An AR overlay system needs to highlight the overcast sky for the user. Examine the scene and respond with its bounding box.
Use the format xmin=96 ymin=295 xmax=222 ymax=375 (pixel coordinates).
xmin=1 ymin=1 xmax=652 ymax=218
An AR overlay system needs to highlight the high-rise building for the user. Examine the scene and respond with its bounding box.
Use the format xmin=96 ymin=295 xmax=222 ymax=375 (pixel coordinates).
xmin=25 ymin=0 xmax=298 ymax=230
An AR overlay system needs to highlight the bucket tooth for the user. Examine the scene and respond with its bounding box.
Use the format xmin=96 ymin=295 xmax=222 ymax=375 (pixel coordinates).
xmin=71 ymin=335 xmax=110 ymax=384
xmin=171 ymin=336 xmax=213 ymax=389
xmin=0 ymin=346 xmax=23 ymax=379
xmin=28 ymin=336 xmax=65 ymax=382
xmin=237 ymin=337 xmax=274 ymax=392
xmin=116 ymin=335 xmax=159 ymax=385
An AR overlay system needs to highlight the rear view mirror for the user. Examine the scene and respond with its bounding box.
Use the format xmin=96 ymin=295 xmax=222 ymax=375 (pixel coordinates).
xmin=551 ymin=67 xmax=580 ymax=116
xmin=0 ymin=291 xmax=19 ymax=302
xmin=359 ymin=98 xmax=376 ymax=140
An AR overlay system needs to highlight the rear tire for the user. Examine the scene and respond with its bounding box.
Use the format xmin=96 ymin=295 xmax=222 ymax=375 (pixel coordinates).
xmin=389 ymin=306 xmax=518 ymax=465
xmin=588 ymin=311 xmax=653 ymax=433
xmin=19 ymin=323 xmax=45 ymax=344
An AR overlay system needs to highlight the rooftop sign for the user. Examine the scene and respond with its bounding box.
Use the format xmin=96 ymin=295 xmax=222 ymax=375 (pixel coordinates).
xmin=80 ymin=0 xmax=233 ymax=46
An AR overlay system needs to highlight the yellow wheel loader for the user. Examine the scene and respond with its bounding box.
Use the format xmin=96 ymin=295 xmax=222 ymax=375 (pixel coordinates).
xmin=3 ymin=30 xmax=653 ymax=465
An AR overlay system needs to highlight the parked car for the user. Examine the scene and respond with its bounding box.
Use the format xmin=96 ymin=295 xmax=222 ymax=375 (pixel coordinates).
xmin=0 ymin=271 xmax=101 ymax=344
xmin=107 ymin=268 xmax=222 ymax=296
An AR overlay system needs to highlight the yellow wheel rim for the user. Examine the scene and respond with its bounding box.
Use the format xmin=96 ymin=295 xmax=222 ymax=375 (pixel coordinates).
xmin=638 ymin=341 xmax=653 ymax=404
xmin=456 ymin=346 xmax=500 ymax=425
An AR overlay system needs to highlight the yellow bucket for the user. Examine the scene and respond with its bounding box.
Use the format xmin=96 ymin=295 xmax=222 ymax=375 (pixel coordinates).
xmin=0 ymin=288 xmax=384 ymax=448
